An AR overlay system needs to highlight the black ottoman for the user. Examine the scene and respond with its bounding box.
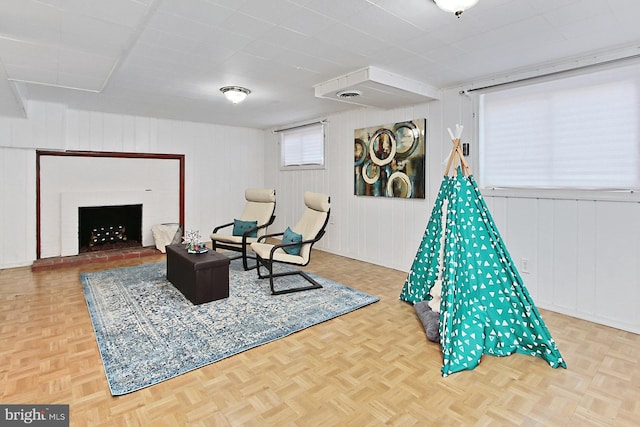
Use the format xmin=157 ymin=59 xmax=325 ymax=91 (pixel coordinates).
xmin=166 ymin=244 xmax=230 ymax=304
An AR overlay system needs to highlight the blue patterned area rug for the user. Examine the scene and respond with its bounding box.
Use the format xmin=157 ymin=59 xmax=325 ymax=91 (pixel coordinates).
xmin=80 ymin=259 xmax=379 ymax=395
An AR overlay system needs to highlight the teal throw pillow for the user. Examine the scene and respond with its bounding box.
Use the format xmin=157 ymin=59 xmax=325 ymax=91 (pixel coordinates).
xmin=232 ymin=219 xmax=258 ymax=237
xmin=282 ymin=227 xmax=302 ymax=255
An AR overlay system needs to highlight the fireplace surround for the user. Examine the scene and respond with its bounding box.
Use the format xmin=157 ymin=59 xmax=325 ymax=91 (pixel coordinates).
xmin=36 ymin=150 xmax=185 ymax=259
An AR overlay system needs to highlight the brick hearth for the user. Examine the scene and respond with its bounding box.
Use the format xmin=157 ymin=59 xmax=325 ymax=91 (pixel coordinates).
xmin=31 ymin=246 xmax=161 ymax=271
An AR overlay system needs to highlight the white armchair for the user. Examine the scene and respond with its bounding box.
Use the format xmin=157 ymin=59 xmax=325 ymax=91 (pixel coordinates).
xmin=251 ymin=191 xmax=330 ymax=295
xmin=210 ymin=188 xmax=276 ymax=270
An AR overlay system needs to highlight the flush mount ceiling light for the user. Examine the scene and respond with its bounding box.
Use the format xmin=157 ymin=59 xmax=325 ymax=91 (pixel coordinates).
xmin=220 ymin=86 xmax=251 ymax=104
xmin=433 ymin=0 xmax=479 ymax=17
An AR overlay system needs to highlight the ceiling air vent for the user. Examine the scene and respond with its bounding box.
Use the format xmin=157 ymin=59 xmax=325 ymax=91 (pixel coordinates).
xmin=336 ymin=90 xmax=362 ymax=99
xmin=315 ymin=66 xmax=440 ymax=109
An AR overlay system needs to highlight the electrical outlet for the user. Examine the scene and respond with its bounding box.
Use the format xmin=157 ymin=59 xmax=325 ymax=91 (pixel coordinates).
xmin=521 ymin=258 xmax=530 ymax=274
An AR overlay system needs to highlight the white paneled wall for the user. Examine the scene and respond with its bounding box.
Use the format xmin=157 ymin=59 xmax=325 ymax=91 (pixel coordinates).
xmin=485 ymin=196 xmax=640 ymax=334
xmin=0 ymin=147 xmax=36 ymax=267
xmin=0 ymin=101 xmax=265 ymax=268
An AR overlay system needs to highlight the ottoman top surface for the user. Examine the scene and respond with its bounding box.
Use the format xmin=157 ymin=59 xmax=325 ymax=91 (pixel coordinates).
xmin=166 ymin=244 xmax=230 ymax=270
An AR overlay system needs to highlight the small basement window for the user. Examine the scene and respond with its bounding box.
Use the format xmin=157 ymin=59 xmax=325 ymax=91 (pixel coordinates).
xmin=279 ymin=122 xmax=325 ymax=170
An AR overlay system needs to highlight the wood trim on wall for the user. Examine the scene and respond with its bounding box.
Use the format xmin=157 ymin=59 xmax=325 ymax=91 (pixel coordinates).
xmin=35 ymin=150 xmax=185 ymax=259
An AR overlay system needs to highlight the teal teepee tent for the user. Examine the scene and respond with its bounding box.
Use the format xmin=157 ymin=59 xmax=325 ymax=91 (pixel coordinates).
xmin=400 ymin=125 xmax=566 ymax=377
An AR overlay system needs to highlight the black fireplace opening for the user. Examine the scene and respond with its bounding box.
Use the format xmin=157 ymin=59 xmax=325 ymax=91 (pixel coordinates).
xmin=78 ymin=204 xmax=143 ymax=252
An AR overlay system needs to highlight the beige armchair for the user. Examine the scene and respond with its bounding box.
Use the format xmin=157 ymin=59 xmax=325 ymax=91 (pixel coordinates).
xmin=251 ymin=191 xmax=330 ymax=295
xmin=210 ymin=188 xmax=276 ymax=270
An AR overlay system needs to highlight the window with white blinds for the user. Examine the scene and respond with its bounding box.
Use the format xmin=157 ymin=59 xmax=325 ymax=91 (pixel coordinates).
xmin=479 ymin=62 xmax=640 ymax=190
xmin=280 ymin=123 xmax=325 ymax=170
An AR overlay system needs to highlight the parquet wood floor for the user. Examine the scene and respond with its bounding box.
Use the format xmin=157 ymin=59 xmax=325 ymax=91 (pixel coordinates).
xmin=1 ymin=250 xmax=639 ymax=426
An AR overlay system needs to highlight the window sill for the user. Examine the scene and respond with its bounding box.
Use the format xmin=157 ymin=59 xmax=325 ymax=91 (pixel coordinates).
xmin=480 ymin=187 xmax=640 ymax=203
xmin=280 ymin=164 xmax=325 ymax=172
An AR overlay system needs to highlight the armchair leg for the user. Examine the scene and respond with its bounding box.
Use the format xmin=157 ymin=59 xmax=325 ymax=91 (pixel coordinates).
xmin=255 ymin=255 xmax=271 ymax=280
xmin=211 ymin=239 xmax=258 ymax=271
xmin=241 ymin=246 xmax=259 ymax=271
xmin=268 ymin=270 xmax=323 ymax=295
xmin=242 ymin=257 xmax=258 ymax=271
xmin=231 ymin=254 xmax=259 ymax=271
xmin=227 ymin=253 xmax=259 ymax=271
xmin=255 ymin=254 xmax=322 ymax=295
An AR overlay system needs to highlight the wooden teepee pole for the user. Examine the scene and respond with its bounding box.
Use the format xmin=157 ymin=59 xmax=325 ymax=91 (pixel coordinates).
xmin=444 ymin=125 xmax=472 ymax=177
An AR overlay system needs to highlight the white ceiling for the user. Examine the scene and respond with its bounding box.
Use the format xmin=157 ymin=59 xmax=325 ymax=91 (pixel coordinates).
xmin=1 ymin=0 xmax=640 ymax=129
